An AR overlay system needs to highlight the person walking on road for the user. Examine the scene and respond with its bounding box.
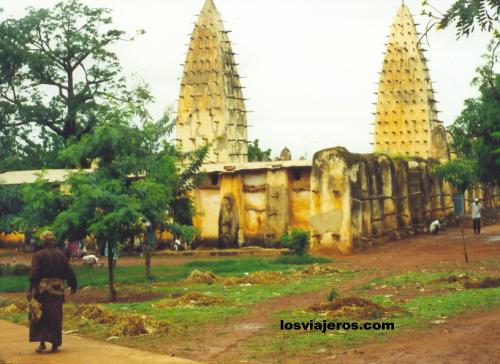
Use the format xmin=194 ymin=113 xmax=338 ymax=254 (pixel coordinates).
xmin=471 ymin=198 xmax=484 ymax=234
xmin=28 ymin=231 xmax=77 ymax=354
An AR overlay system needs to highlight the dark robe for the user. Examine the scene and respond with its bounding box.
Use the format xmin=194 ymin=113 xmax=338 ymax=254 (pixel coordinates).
xmin=29 ymin=247 xmax=77 ymax=346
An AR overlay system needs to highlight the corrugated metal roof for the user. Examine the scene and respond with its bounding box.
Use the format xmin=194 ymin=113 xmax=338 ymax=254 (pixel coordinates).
xmin=0 ymin=169 xmax=92 ymax=185
xmin=0 ymin=160 xmax=313 ymax=185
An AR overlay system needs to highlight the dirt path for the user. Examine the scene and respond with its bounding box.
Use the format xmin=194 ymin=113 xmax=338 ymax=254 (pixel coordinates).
xmin=0 ymin=320 xmax=198 ymax=364
xmin=330 ymin=308 xmax=500 ymax=364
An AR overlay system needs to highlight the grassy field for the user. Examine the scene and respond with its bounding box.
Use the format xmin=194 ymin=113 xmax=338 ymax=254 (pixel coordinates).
xmin=245 ymin=273 xmax=500 ymax=359
xmin=1 ymin=250 xmax=499 ymax=363
xmin=0 ymin=255 xmax=331 ymax=293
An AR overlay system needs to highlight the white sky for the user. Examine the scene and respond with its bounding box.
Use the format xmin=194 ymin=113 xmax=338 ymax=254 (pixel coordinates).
xmin=1 ymin=0 xmax=492 ymax=159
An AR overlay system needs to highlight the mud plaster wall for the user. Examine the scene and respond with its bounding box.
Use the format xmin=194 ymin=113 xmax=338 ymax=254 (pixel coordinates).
xmin=309 ymin=148 xmax=457 ymax=255
xmin=192 ymin=166 xmax=311 ymax=248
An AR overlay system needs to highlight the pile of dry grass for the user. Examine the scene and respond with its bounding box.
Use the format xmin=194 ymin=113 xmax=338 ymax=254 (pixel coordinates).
xmin=229 ymin=271 xmax=287 ymax=285
xmin=66 ymin=304 xmax=169 ymax=336
xmin=0 ymin=301 xmax=27 ymax=314
xmin=185 ymin=270 xmax=222 ymax=284
xmin=309 ymin=297 xmax=390 ymax=320
xmin=154 ymin=292 xmax=226 ymax=308
xmin=299 ymin=264 xmax=339 ymax=276
xmin=72 ymin=304 xmax=116 ymax=324
xmin=185 ymin=269 xmax=288 ymax=285
xmin=111 ymin=314 xmax=169 ymax=336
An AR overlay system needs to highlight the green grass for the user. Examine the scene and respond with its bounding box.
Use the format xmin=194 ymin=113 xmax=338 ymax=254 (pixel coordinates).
xmin=99 ymin=268 xmax=357 ymax=327
xmin=0 ymin=255 xmax=332 ymax=293
xmin=244 ymin=287 xmax=500 ymax=359
xmin=355 ymin=270 xmax=486 ymax=292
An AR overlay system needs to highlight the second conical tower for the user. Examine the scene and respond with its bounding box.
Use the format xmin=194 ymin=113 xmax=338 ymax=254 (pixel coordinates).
xmin=176 ymin=0 xmax=248 ymax=164
xmin=373 ymin=4 xmax=449 ymax=160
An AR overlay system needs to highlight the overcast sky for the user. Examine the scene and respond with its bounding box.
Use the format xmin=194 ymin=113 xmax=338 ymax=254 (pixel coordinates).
xmin=2 ymin=0 xmax=492 ymax=159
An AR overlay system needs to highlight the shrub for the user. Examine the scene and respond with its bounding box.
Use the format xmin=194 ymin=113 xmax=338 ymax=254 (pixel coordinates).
xmin=281 ymin=229 xmax=310 ymax=256
xmin=327 ymin=288 xmax=338 ymax=302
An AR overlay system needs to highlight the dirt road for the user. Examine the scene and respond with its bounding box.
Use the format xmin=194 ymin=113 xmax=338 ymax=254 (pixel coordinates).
xmin=0 ymin=320 xmax=198 ymax=364
xmin=331 ymin=308 xmax=500 ymax=364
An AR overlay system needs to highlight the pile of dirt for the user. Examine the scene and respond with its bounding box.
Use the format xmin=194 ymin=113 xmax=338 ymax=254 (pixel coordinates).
xmin=309 ymin=297 xmax=390 ymax=320
xmin=464 ymin=277 xmax=500 ymax=289
xmin=154 ymin=292 xmax=226 ymax=308
xmin=298 ymin=264 xmax=339 ymax=276
xmin=185 ymin=270 xmax=222 ymax=284
xmin=67 ymin=304 xmax=169 ymax=336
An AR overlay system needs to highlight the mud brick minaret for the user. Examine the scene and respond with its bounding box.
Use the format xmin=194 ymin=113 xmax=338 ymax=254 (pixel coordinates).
xmin=176 ymin=0 xmax=248 ymax=164
xmin=373 ymin=3 xmax=449 ymax=160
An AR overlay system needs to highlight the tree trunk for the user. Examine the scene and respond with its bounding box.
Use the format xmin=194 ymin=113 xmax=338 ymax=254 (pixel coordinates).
xmin=145 ymin=249 xmax=151 ymax=278
xmin=460 ymin=193 xmax=469 ymax=263
xmin=107 ymin=243 xmax=117 ymax=302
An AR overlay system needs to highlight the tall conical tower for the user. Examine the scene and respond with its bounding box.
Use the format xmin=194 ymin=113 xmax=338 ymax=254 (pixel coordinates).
xmin=176 ymin=0 xmax=248 ymax=164
xmin=373 ymin=4 xmax=449 ymax=160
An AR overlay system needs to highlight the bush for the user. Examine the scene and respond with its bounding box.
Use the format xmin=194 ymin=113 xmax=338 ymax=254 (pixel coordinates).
xmin=327 ymin=288 xmax=338 ymax=302
xmin=280 ymin=229 xmax=310 ymax=256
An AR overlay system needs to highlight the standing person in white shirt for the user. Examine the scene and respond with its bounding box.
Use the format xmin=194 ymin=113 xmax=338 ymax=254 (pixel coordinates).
xmin=471 ymin=198 xmax=483 ymax=234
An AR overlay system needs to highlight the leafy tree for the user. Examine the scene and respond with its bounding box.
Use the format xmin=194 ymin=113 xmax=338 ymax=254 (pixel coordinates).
xmin=0 ymin=184 xmax=24 ymax=234
xmin=432 ymin=159 xmax=479 ymax=263
xmin=0 ymin=0 xmax=139 ymax=171
xmin=247 ymin=139 xmax=271 ymax=162
xmin=49 ymin=89 xmax=206 ymax=295
xmin=448 ymin=41 xmax=500 ymax=187
xmin=432 ymin=159 xmax=479 ymax=193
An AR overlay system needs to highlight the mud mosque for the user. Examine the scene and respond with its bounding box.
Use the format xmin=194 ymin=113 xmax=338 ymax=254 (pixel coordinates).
xmin=0 ymin=0 xmax=497 ymax=255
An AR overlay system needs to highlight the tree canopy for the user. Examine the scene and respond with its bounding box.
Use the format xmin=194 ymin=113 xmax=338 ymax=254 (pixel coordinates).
xmin=247 ymin=139 xmax=272 ymax=162
xmin=0 ymin=0 xmax=139 ymax=172
xmin=448 ymin=41 xmax=500 ymax=185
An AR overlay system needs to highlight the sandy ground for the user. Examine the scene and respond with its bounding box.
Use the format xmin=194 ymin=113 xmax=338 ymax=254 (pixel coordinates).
xmin=0 ymin=320 xmax=197 ymax=364
xmin=1 ymin=224 xmax=499 ymax=363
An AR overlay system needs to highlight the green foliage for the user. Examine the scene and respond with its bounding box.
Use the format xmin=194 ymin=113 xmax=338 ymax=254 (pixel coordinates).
xmin=0 ymin=184 xmax=24 ymax=233
xmin=19 ymin=175 xmax=71 ymax=236
xmin=247 ymin=139 xmax=272 ymax=162
xmin=432 ymin=159 xmax=478 ymax=192
xmin=423 ymin=0 xmax=499 ymax=38
xmin=0 ymin=0 xmax=138 ymax=171
xmin=447 ymin=41 xmax=500 ymax=185
xmin=281 ymin=229 xmax=310 ymax=256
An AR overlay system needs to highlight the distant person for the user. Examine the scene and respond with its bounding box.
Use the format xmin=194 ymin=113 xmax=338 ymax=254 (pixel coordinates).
xmin=82 ymin=254 xmax=99 ymax=267
xmin=471 ymin=198 xmax=484 ymax=234
xmin=173 ymin=238 xmax=182 ymax=251
xmin=429 ymin=219 xmax=440 ymax=235
xmin=28 ymin=231 xmax=77 ymax=354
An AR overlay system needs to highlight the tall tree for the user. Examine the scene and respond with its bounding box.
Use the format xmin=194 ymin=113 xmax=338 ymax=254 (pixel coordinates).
xmin=0 ymin=0 xmax=138 ymax=171
xmin=448 ymin=41 xmax=500 ymax=187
